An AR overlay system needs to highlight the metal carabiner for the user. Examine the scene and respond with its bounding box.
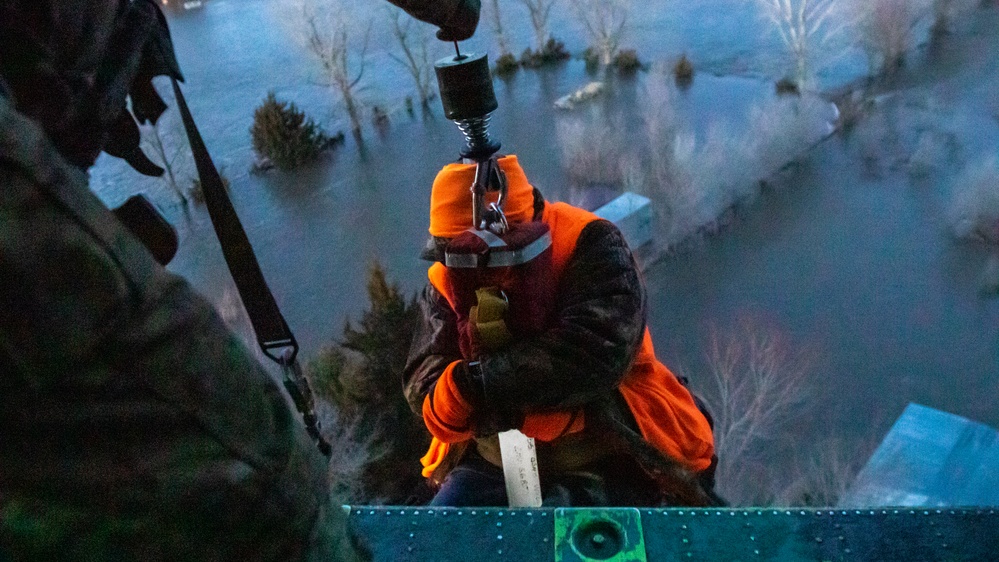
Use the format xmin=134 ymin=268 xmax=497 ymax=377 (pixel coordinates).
xmin=471 ymin=156 xmax=509 ymax=233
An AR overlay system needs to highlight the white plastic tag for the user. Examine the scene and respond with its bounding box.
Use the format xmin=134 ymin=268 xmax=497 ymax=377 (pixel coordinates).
xmin=498 ymin=429 xmax=543 ymax=507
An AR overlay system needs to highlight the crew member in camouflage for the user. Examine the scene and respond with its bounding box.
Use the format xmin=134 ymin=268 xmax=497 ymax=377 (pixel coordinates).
xmin=0 ymin=0 xmax=375 ymax=559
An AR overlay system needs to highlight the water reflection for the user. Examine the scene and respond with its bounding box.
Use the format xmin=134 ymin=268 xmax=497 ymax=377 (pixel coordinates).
xmin=88 ymin=0 xmax=999 ymax=507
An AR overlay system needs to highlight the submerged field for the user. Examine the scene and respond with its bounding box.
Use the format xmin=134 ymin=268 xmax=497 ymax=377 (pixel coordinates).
xmin=91 ymin=0 xmax=999 ymax=505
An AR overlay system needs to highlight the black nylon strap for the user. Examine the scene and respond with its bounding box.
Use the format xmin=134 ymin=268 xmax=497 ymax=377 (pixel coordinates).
xmin=169 ymin=78 xmax=296 ymax=361
xmin=170 ymin=78 xmax=331 ymax=457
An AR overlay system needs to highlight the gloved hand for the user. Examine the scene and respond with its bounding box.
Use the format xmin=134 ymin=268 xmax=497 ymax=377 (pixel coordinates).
xmin=384 ymin=0 xmax=481 ymax=41
xmin=468 ymin=286 xmax=512 ymax=351
xmin=423 ymin=360 xmax=524 ymax=441
xmin=422 ymin=361 xmax=475 ymax=443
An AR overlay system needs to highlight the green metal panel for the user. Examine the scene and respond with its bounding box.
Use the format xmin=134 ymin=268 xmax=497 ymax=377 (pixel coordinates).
xmin=346 ymin=506 xmax=999 ymax=561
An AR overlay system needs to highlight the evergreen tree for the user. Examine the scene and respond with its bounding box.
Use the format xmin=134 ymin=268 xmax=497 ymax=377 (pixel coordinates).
xmin=250 ymin=92 xmax=341 ymax=171
xmin=309 ymin=264 xmax=430 ymax=504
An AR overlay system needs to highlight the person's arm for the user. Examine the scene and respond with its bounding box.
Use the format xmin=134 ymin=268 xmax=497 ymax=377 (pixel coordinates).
xmin=461 ymin=220 xmax=647 ymax=416
xmin=383 ymin=0 xmax=481 ymax=41
xmin=0 ymin=103 xmax=362 ymax=560
xmin=403 ymin=283 xmax=463 ymax=415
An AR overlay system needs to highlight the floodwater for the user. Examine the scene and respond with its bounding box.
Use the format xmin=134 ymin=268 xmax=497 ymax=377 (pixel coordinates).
xmin=90 ymin=0 xmax=998 ymax=472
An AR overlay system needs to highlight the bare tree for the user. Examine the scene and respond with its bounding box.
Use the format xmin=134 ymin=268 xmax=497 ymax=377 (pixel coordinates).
xmin=298 ymin=0 xmax=370 ymax=138
xmin=573 ymin=0 xmax=630 ymax=66
xmin=949 ymin=156 xmax=999 ymax=244
xmin=388 ymin=8 xmax=436 ymax=108
xmin=487 ymin=0 xmax=512 ymax=55
xmin=519 ymin=0 xmax=559 ymax=52
xmin=140 ymin=115 xmax=191 ymax=206
xmin=639 ymin=64 xmax=834 ymax=248
xmin=557 ymin=110 xmax=630 ymax=189
xmin=853 ymin=0 xmax=915 ymax=74
xmin=693 ymin=322 xmax=811 ymax=505
xmin=756 ymin=0 xmax=848 ymax=89
xmin=774 ymin=436 xmax=871 ymax=507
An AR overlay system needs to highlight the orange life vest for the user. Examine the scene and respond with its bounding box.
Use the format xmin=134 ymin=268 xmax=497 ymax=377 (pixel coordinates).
xmin=421 ymin=202 xmax=715 ymax=476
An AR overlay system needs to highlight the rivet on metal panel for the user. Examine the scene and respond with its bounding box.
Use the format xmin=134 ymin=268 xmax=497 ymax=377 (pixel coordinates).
xmin=497 ymin=522 xmax=502 ymax=527
xmin=800 ymin=511 xmax=806 ymax=516
xmin=497 ymin=534 xmax=503 ymax=540
xmin=400 ymin=510 xmax=406 ymax=515
xmin=754 ymin=549 xmax=760 ymax=555
xmin=428 ymin=510 xmax=435 ymax=515
xmin=815 ymin=537 xmax=823 ymax=543
xmin=845 ymin=549 xmax=852 ymax=554
xmin=407 ymin=547 xmax=413 ymax=553
xmin=498 ymin=511 xmax=504 ymax=517
xmin=498 ymin=549 xmax=503 ymax=555
xmin=458 ymin=511 xmax=463 ymax=516
xmin=472 ymin=510 xmax=478 ymax=515
xmin=414 ymin=510 xmax=420 ymax=515
xmin=750 ymin=535 xmax=756 ymax=541
xmin=409 ymin=533 xmax=414 ymax=539
xmin=679 ymin=511 xmax=685 ymax=516
xmin=838 ymin=536 xmax=844 ymax=541
xmin=527 ymin=512 xmax=534 ymax=517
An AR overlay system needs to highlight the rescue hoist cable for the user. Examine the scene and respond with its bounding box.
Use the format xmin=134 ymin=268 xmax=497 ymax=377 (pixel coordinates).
xmin=170 ymin=77 xmax=331 ymax=458
xmin=434 ymin=50 xmax=542 ymax=506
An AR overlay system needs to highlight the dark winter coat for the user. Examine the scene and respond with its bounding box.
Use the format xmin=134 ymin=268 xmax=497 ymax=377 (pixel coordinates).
xmin=404 ymin=191 xmax=718 ymax=506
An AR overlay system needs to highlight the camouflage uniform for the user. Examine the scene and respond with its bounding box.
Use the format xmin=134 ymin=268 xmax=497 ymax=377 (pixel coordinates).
xmin=0 ymin=95 xmax=365 ymax=560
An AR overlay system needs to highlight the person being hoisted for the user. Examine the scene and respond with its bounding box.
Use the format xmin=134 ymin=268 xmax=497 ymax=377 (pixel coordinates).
xmin=404 ymin=46 xmax=721 ymax=506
